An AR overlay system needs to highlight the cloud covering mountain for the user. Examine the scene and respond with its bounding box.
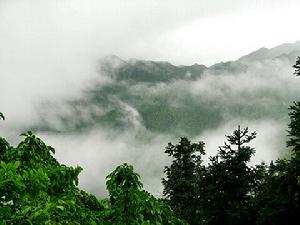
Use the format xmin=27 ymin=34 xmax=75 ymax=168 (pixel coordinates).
xmin=1 ymin=41 xmax=300 ymax=196
xmin=35 ymin=41 xmax=300 ymax=135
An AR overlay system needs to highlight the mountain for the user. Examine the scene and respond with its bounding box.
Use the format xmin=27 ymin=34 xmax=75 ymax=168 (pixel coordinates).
xmin=100 ymin=55 xmax=207 ymax=83
xmin=239 ymin=40 xmax=300 ymax=62
xmin=29 ymin=40 xmax=300 ymax=196
xmin=100 ymin=41 xmax=300 ymax=83
xmin=35 ymin=41 xmax=300 ymax=137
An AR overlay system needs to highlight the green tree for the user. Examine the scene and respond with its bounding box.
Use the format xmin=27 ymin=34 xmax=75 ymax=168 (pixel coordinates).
xmin=0 ymin=131 xmax=105 ymax=224
xmin=255 ymin=158 xmax=299 ymax=225
xmin=287 ymin=101 xmax=300 ymax=160
xmin=162 ymin=137 xmax=205 ymax=224
xmin=104 ymin=163 xmax=187 ymax=225
xmin=0 ymin=113 xmax=184 ymax=224
xmin=255 ymin=58 xmax=300 ymax=225
xmin=201 ymin=126 xmax=258 ymax=225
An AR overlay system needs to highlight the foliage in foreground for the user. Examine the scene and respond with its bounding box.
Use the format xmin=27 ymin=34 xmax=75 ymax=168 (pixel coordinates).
xmin=163 ymin=108 xmax=300 ymax=225
xmin=0 ymin=124 xmax=184 ymax=224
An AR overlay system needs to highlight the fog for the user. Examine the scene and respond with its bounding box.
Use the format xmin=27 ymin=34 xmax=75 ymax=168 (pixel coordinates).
xmin=1 ymin=0 xmax=300 ymax=196
xmin=12 ymin=54 xmax=297 ymax=196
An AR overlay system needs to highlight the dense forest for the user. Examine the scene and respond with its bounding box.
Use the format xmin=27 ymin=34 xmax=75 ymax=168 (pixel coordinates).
xmin=0 ymin=59 xmax=300 ymax=224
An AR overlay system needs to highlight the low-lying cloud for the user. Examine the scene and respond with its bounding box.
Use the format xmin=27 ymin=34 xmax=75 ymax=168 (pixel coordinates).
xmin=6 ymin=53 xmax=295 ymax=196
xmin=1 ymin=0 xmax=300 ymax=197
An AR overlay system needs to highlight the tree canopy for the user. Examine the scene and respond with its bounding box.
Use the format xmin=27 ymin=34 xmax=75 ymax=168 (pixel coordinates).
xmin=0 ymin=115 xmax=185 ymax=224
xmin=161 ymin=58 xmax=300 ymax=225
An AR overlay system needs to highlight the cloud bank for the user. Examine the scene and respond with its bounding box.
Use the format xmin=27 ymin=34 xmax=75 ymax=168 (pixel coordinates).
xmin=15 ymin=52 xmax=298 ymax=196
xmin=1 ymin=0 xmax=300 ymax=196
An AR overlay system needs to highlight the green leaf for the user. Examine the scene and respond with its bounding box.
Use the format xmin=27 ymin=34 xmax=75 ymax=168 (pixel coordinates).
xmin=56 ymin=205 xmax=64 ymax=211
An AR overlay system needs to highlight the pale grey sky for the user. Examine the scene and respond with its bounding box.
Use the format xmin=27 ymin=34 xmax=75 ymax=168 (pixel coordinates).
xmin=1 ymin=0 xmax=300 ymax=123
xmin=1 ymin=0 xmax=300 ymax=68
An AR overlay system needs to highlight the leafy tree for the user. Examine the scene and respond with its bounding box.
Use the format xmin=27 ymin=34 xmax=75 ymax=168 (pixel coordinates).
xmin=162 ymin=137 xmax=205 ymax=224
xmin=104 ymin=163 xmax=187 ymax=225
xmin=0 ymin=131 xmax=105 ymax=224
xmin=0 ymin=113 xmax=184 ymax=224
xmin=0 ymin=114 xmax=104 ymax=224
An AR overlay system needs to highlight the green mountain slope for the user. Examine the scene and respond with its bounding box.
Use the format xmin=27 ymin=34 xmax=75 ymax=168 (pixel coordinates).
xmin=35 ymin=41 xmax=300 ymax=137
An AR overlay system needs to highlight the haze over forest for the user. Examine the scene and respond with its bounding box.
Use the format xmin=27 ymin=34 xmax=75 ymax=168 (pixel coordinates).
xmin=1 ymin=0 xmax=300 ymax=196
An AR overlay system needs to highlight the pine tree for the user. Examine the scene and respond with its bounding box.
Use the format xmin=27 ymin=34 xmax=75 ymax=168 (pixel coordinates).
xmin=255 ymin=57 xmax=300 ymax=225
xmin=0 ymin=112 xmax=4 ymax=121
xmin=162 ymin=137 xmax=205 ymax=224
xmin=287 ymin=101 xmax=300 ymax=160
xmin=202 ymin=126 xmax=257 ymax=225
xmin=293 ymin=56 xmax=300 ymax=76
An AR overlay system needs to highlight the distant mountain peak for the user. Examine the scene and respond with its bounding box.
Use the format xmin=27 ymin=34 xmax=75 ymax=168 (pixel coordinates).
xmin=98 ymin=54 xmax=127 ymax=75
xmin=98 ymin=40 xmax=300 ymax=82
xmin=101 ymin=54 xmax=126 ymax=65
xmin=238 ymin=47 xmax=269 ymax=62
xmin=239 ymin=40 xmax=300 ymax=62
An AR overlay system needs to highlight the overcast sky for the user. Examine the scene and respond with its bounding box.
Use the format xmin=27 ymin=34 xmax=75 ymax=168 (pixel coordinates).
xmin=1 ymin=0 xmax=300 ymax=124
xmin=1 ymin=0 xmax=300 ymax=67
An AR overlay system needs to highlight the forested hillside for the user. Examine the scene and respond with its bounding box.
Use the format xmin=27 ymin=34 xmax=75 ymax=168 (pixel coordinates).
xmin=0 ymin=57 xmax=300 ymax=224
xmin=35 ymin=42 xmax=300 ymax=137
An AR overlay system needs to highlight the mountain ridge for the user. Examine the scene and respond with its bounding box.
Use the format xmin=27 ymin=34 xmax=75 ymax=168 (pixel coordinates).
xmin=35 ymin=40 xmax=300 ymax=137
xmin=100 ymin=40 xmax=300 ymax=83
